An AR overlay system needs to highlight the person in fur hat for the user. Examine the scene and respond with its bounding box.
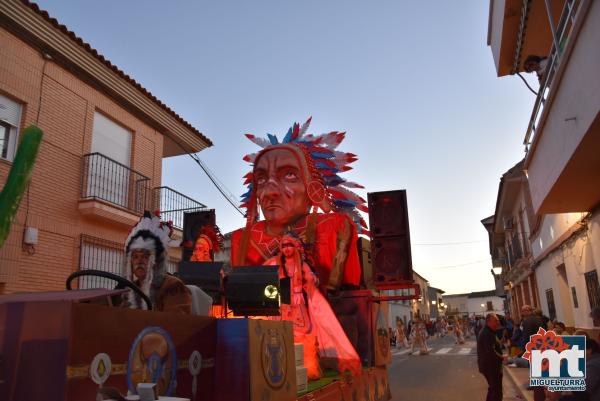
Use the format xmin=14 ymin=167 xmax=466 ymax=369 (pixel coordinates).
xmin=123 ymin=211 xmax=192 ymax=314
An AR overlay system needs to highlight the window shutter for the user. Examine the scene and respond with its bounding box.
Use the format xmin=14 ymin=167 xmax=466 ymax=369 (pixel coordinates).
xmin=0 ymin=94 xmax=21 ymax=126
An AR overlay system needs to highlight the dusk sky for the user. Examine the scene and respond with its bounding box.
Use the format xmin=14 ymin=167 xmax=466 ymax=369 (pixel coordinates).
xmin=36 ymin=0 xmax=539 ymax=294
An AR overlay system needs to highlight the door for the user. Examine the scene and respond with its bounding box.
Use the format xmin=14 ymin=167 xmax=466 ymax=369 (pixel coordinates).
xmin=89 ymin=112 xmax=132 ymax=208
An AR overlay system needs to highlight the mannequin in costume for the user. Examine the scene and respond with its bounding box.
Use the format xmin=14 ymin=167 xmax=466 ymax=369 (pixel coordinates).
xmin=190 ymin=226 xmax=221 ymax=262
xmin=123 ymin=211 xmax=192 ymax=314
xmin=394 ymin=317 xmax=409 ymax=349
xmin=265 ymin=233 xmax=361 ymax=378
xmin=231 ymin=117 xmax=368 ymax=294
xmin=409 ymin=318 xmax=429 ymax=355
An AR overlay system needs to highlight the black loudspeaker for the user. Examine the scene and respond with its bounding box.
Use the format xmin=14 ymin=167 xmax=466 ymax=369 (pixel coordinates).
xmin=225 ymin=266 xmax=285 ymax=316
xmin=367 ymin=190 xmax=413 ymax=289
xmin=368 ymin=190 xmax=408 ymax=237
xmin=182 ymin=210 xmax=216 ymax=261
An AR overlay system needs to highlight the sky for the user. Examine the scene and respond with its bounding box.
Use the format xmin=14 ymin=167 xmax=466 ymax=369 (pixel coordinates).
xmin=36 ymin=0 xmax=539 ymax=294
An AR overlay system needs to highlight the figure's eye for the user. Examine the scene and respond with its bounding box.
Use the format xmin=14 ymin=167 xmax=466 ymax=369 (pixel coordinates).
xmin=256 ymin=176 xmax=267 ymax=185
xmin=283 ymin=170 xmax=299 ymax=181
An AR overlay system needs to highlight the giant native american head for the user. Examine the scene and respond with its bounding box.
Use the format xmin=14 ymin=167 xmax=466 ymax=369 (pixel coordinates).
xmin=240 ymin=117 xmax=369 ymax=236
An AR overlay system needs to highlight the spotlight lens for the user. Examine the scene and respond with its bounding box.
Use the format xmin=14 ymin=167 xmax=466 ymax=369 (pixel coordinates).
xmin=264 ymin=285 xmax=278 ymax=299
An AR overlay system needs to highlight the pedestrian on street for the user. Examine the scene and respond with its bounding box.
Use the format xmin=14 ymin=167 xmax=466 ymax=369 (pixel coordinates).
xmin=477 ymin=313 xmax=505 ymax=401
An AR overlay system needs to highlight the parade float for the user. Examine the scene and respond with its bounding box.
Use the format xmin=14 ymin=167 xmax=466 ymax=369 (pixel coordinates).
xmin=0 ymin=119 xmax=419 ymax=401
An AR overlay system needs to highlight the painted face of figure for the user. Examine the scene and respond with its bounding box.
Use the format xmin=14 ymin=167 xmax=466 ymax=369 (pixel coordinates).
xmin=131 ymin=249 xmax=151 ymax=281
xmin=192 ymin=237 xmax=212 ymax=261
xmin=254 ymin=148 xmax=311 ymax=231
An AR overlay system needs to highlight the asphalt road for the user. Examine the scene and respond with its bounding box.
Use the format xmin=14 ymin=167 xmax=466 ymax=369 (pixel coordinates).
xmin=387 ymin=334 xmax=523 ymax=401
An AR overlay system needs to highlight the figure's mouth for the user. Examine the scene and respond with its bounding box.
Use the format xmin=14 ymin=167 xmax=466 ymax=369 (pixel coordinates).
xmin=264 ymin=204 xmax=283 ymax=211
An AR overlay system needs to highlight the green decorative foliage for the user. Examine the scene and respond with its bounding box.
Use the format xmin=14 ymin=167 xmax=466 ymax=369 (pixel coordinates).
xmin=0 ymin=125 xmax=43 ymax=247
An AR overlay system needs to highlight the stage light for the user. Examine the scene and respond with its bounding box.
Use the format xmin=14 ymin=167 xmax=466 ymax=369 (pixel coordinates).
xmin=225 ymin=266 xmax=290 ymax=316
xmin=264 ymin=285 xmax=279 ymax=299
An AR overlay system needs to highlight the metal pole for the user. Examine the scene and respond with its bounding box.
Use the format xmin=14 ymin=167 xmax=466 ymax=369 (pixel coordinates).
xmin=544 ymin=0 xmax=562 ymax=57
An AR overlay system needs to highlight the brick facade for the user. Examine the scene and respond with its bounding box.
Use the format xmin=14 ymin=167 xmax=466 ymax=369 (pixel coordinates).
xmin=0 ymin=27 xmax=166 ymax=293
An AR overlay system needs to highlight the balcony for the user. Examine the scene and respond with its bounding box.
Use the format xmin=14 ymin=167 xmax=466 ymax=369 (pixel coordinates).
xmin=490 ymin=0 xmax=600 ymax=213
xmin=507 ymin=233 xmax=524 ymax=268
xmin=79 ymin=153 xmax=151 ymax=226
xmin=79 ymin=153 xmax=206 ymax=228
xmin=152 ymin=186 xmax=206 ymax=230
xmin=523 ymin=0 xmax=600 ymax=214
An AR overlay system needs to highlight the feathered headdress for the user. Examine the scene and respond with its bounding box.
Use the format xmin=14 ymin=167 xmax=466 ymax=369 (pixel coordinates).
xmin=125 ymin=210 xmax=179 ymax=253
xmin=195 ymin=225 xmax=223 ymax=253
xmin=123 ymin=210 xmax=179 ymax=310
xmin=241 ymin=117 xmax=369 ymax=235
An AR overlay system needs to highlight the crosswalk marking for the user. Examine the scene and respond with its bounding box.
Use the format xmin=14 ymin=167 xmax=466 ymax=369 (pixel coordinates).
xmin=392 ymin=344 xmax=476 ymax=357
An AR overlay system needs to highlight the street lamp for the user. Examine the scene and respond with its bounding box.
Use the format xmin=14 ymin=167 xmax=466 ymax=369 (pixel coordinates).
xmin=431 ymin=300 xmax=436 ymax=305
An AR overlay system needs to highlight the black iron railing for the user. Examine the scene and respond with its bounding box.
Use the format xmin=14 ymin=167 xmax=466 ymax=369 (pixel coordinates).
xmin=81 ymin=153 xmax=151 ymax=214
xmin=152 ymin=186 xmax=207 ymax=230
xmin=507 ymin=233 xmax=524 ymax=267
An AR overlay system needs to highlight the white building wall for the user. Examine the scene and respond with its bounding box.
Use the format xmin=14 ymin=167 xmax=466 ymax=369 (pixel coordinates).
xmin=534 ymin=212 xmax=600 ymax=330
xmin=389 ymin=302 xmax=412 ymax=326
xmin=531 ymin=213 xmax=586 ymax=259
xmin=444 ymin=295 xmax=469 ymax=316
xmin=466 ymin=296 xmax=504 ymax=316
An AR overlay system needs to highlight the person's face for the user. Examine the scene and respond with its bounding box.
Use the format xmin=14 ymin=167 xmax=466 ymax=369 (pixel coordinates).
xmin=193 ymin=238 xmax=211 ymax=261
xmin=254 ymin=148 xmax=311 ymax=229
xmin=524 ymin=60 xmax=539 ymax=72
xmin=131 ymin=249 xmax=151 ymax=281
xmin=487 ymin=314 xmax=500 ymax=331
xmin=554 ymin=325 xmax=564 ymax=335
xmin=280 ymin=237 xmax=297 ymax=258
xmin=593 ymin=316 xmax=600 ymax=327
xmin=521 ymin=307 xmax=532 ymax=317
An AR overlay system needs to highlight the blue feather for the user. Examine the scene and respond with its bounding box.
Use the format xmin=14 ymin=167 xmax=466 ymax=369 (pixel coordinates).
xmin=282 ymin=127 xmax=293 ymax=143
xmin=316 ymin=162 xmax=337 ymax=170
xmin=324 ymin=175 xmax=344 ymax=186
xmin=310 ymin=151 xmax=335 ymax=159
xmin=334 ymin=199 xmax=358 ymax=208
xmin=267 ymin=134 xmax=279 ymax=145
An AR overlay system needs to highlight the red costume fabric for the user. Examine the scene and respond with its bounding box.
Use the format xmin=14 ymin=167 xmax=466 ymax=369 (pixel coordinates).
xmin=231 ymin=212 xmax=361 ymax=289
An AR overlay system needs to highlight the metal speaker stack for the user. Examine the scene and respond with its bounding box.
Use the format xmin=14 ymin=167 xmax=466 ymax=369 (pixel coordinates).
xmin=367 ymin=190 xmax=413 ymax=289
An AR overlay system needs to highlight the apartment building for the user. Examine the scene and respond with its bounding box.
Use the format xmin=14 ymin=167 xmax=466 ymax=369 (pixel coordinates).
xmin=487 ymin=0 xmax=599 ymax=333
xmin=481 ymin=160 xmax=539 ymax=321
xmin=0 ymin=0 xmax=211 ymax=293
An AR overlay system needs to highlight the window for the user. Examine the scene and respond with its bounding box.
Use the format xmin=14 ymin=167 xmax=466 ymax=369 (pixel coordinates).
xmin=584 ymin=270 xmax=600 ymax=309
xmin=79 ymin=235 xmax=124 ymax=289
xmin=0 ymin=121 xmax=10 ymax=159
xmin=545 ymin=289 xmax=556 ymax=320
xmin=571 ymin=286 xmax=579 ymax=308
xmin=0 ymin=94 xmax=22 ymax=161
xmin=486 ymin=301 xmax=493 ymax=311
xmin=87 ymin=112 xmax=133 ymax=208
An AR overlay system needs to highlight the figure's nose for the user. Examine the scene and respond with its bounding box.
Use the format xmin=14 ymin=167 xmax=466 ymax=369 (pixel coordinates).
xmin=262 ymin=177 xmax=282 ymax=198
